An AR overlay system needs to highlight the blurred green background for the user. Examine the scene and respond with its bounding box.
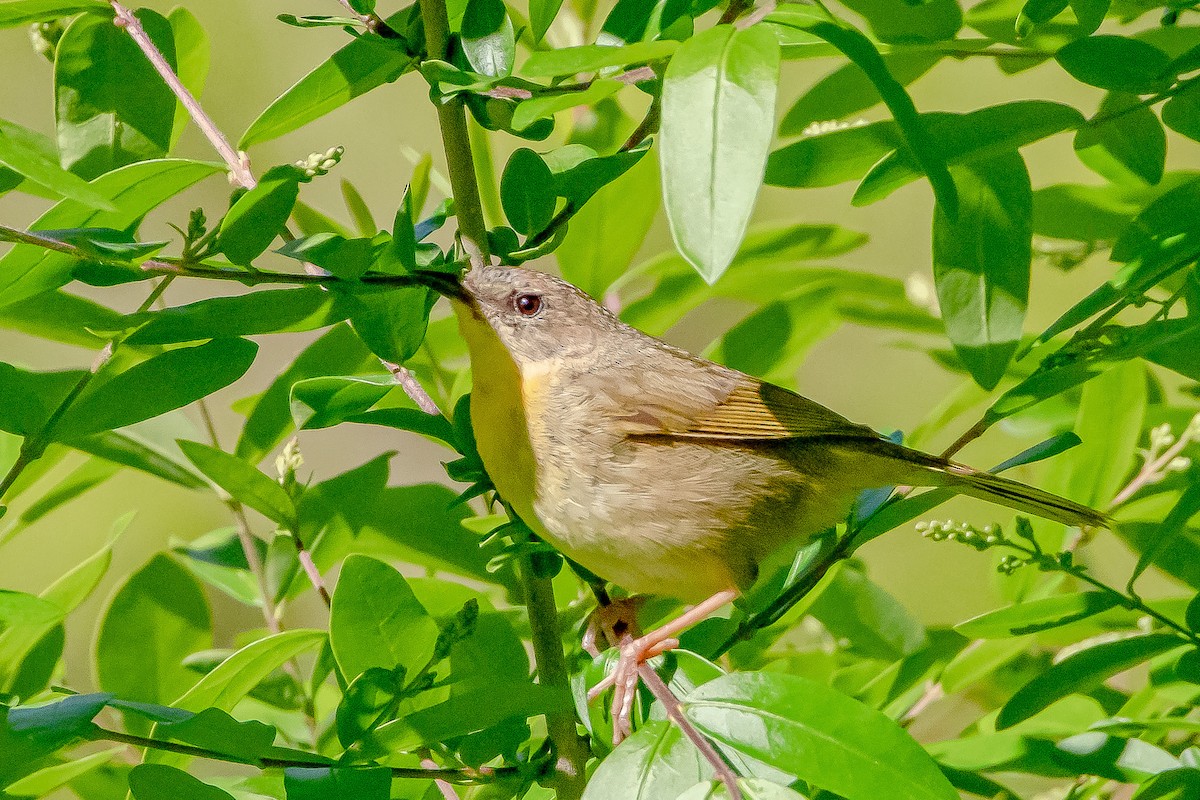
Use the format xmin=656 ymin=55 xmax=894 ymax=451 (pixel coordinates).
xmin=0 ymin=1 xmax=1191 ymax=696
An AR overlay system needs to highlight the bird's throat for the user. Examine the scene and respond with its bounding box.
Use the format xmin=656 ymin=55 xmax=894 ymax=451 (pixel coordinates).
xmin=451 ymin=302 xmax=543 ymax=531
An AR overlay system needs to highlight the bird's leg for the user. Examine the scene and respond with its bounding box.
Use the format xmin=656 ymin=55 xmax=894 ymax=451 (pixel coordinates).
xmin=588 ymin=589 xmax=739 ymax=742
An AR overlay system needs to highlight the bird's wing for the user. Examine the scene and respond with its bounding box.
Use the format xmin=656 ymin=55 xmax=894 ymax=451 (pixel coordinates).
xmin=608 ymin=361 xmax=881 ymax=442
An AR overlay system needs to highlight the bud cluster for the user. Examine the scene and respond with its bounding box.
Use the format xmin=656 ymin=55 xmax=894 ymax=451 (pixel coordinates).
xmin=296 ymin=145 xmax=346 ymax=179
xmin=916 ymin=519 xmax=1001 ymax=551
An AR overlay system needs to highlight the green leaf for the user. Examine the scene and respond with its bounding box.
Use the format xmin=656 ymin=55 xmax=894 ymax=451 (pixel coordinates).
xmin=801 ymin=18 xmax=958 ymax=216
xmin=177 ymin=440 xmax=296 ymax=526
xmin=55 ymin=338 xmax=259 ymax=440
xmin=342 ymin=285 xmax=435 ymax=363
xmin=678 ymin=779 xmax=810 ymax=800
xmin=500 ymin=148 xmax=556 ymax=236
xmin=0 ymin=0 xmax=107 ymax=27
xmin=236 ymin=324 xmax=374 ymax=463
xmin=661 ymin=24 xmax=780 ymax=283
xmin=777 ymin=53 xmax=939 ymax=138
xmin=1130 ymin=480 xmax=1200 ymax=590
xmin=0 ymin=159 xmax=222 ymax=307
xmin=0 ymin=118 xmax=113 ymax=209
xmin=766 ymin=120 xmax=901 ymax=188
xmin=461 ymin=0 xmax=514 ymax=78
xmin=4 ymin=746 xmax=122 ymax=796
xmin=1056 ymin=35 xmax=1172 ymax=94
xmin=95 ymin=554 xmax=212 ymax=715
xmin=933 ymin=153 xmax=1031 ymax=390
xmin=686 ymin=673 xmax=958 ymax=800
xmin=239 ymin=24 xmax=415 ymax=148
xmin=151 ymin=629 xmax=324 ymax=761
xmin=330 ymin=554 xmax=439 ymax=681
xmin=340 ymin=179 xmax=377 ymax=237
xmin=557 ymin=149 xmax=659 ymax=297
xmin=519 ymin=40 xmax=679 ymax=77
xmin=0 ymin=363 xmax=84 ymax=436
xmin=283 ymin=767 xmax=391 ymax=800
xmin=853 ymin=101 xmax=1084 ymax=206
xmin=218 ymin=164 xmax=306 ymax=265
xmin=128 ymin=764 xmax=235 ymax=800
xmin=707 ymin=292 xmax=840 ymax=387
xmin=511 ymin=79 xmax=622 ymax=131
xmin=956 ymin=592 xmax=1123 ymax=638
xmin=167 ymin=7 xmax=209 ymax=150
xmin=529 ymin=0 xmax=564 ymax=42
xmin=1075 ymin=93 xmax=1166 ymax=186
xmin=838 ymin=0 xmax=962 ymax=44
xmin=582 ymin=720 xmax=709 ymax=799
xmin=125 ymin=287 xmax=347 ymax=345
xmin=996 ymin=634 xmax=1187 ymax=729
xmin=1133 ymin=769 xmax=1200 ymax=800
xmin=1118 ymin=522 xmax=1200 ymax=591
xmin=1163 ymin=81 xmax=1200 ymax=143
xmin=0 ymin=289 xmax=121 ymax=349
xmin=156 ymin=707 xmax=277 ymax=761
xmin=55 ymin=9 xmax=178 ymax=179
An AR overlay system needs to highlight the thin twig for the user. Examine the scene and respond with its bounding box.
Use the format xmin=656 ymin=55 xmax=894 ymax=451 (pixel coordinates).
xmin=110 ymin=1 xmax=255 ymax=189
xmin=638 ymin=665 xmax=743 ymax=799
xmin=383 ymin=360 xmax=442 ymax=415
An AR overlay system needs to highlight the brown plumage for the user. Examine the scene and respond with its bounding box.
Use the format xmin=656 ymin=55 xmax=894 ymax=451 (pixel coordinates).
xmin=439 ymin=265 xmax=1106 ymax=602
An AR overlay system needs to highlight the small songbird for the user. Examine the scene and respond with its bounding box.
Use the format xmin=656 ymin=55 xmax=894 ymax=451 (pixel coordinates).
xmin=417 ymin=264 xmax=1106 ymax=739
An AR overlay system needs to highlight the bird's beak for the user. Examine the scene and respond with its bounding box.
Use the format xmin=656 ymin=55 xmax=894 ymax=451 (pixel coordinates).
xmin=411 ymin=269 xmax=469 ymax=302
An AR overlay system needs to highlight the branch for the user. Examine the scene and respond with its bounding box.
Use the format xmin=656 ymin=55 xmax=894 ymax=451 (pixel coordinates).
xmin=87 ymin=725 xmax=517 ymax=783
xmin=332 ymin=0 xmax=402 ymax=38
xmin=420 ymin=0 xmax=491 ymax=267
xmin=519 ymin=557 xmax=589 ymax=800
xmin=109 ymin=1 xmax=255 ymax=189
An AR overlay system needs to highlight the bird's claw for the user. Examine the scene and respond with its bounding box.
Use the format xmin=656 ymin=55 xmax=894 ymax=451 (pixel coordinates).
xmin=589 ymin=632 xmax=680 ymax=743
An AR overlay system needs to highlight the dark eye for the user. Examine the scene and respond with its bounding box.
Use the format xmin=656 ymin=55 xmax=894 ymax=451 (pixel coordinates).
xmin=514 ymin=293 xmax=542 ymax=316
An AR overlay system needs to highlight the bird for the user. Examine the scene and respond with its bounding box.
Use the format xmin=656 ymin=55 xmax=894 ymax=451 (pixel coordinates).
xmin=416 ymin=264 xmax=1107 ymax=740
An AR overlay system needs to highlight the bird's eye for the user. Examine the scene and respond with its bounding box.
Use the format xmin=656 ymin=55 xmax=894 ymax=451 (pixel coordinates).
xmin=514 ymin=293 xmax=543 ymax=316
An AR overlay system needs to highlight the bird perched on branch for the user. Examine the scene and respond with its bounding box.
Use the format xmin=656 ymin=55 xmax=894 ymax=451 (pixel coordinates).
xmin=416 ymin=265 xmax=1106 ymax=742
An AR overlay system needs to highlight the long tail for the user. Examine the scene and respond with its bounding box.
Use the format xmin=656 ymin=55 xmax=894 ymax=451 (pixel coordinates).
xmin=862 ymin=439 xmax=1110 ymax=529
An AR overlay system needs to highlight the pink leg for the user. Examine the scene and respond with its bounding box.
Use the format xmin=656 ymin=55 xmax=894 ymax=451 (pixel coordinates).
xmin=588 ymin=589 xmax=739 ymax=743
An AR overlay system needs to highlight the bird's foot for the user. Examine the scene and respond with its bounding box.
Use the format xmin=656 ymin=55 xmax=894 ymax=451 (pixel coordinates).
xmin=582 ymin=595 xmax=645 ymax=657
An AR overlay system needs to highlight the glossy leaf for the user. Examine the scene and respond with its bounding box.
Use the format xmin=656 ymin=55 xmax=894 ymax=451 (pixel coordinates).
xmin=0 ymin=0 xmax=107 ymax=27
xmin=0 ymin=363 xmax=84 ymax=436
xmin=218 ymin=165 xmax=305 ymax=265
xmin=0 ymin=118 xmax=113 ymax=209
xmin=766 ymin=120 xmax=901 ymax=188
xmin=956 ymin=592 xmax=1122 ymax=638
xmin=283 ymin=767 xmax=391 ymax=800
xmin=500 ymin=148 xmax=555 ymax=236
xmin=678 ymin=779 xmax=810 ymax=800
xmin=1163 ymin=81 xmax=1200 ymax=142
xmin=0 ymin=159 xmax=222 ymax=308
xmin=177 ymin=440 xmax=296 ymax=526
xmin=581 ymin=720 xmax=709 ymax=800
xmin=166 ymin=629 xmax=324 ymax=711
xmin=660 ymin=24 xmax=780 ymax=283
xmin=933 ymin=153 xmax=1031 ymax=390
xmin=854 ymin=101 xmax=1083 ymax=205
xmin=808 ymin=563 xmax=926 ymax=660
xmin=95 ymin=554 xmax=212 ymax=715
xmin=461 ymin=0 xmax=514 ymax=78
xmin=126 ymin=287 xmax=347 ymax=345
xmin=840 ymin=0 xmax=962 ymax=43
xmin=520 ymin=40 xmax=679 ymax=77
xmin=342 ymin=285 xmax=435 ymax=364
xmin=55 ymin=338 xmax=259 ymax=440
xmin=4 ymin=746 xmax=122 ymax=796
xmin=1075 ymin=93 xmax=1166 ymax=186
xmin=239 ymin=24 xmax=415 ymax=148
xmin=128 ymin=764 xmax=235 ymax=800
xmin=329 ymin=554 xmax=439 ymax=681
xmin=1056 ymin=36 xmax=1172 ymax=94
xmin=687 ymin=673 xmax=958 ymax=800
xmin=529 ymin=0 xmax=564 ymax=41
xmin=1133 ymin=769 xmax=1200 ymax=800
xmin=996 ymin=634 xmax=1187 ymax=729
xmin=55 ymin=9 xmax=177 ymax=178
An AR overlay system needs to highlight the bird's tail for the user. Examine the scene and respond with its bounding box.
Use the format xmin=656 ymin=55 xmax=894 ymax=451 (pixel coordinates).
xmin=860 ymin=439 xmax=1109 ymax=529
